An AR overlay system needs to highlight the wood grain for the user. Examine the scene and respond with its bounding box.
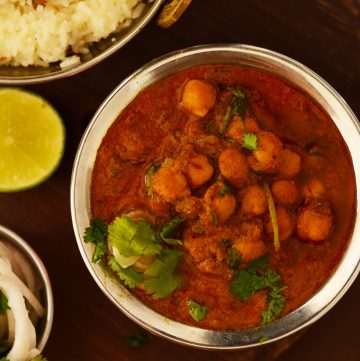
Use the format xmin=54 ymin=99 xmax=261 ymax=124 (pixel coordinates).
xmin=0 ymin=1 xmax=359 ymax=360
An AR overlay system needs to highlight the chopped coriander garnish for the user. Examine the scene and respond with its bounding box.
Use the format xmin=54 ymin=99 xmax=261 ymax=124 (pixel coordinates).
xmin=108 ymin=216 xmax=161 ymax=258
xmin=219 ymin=180 xmax=234 ymax=197
xmin=242 ymin=132 xmax=258 ymax=151
xmin=0 ymin=292 xmax=9 ymax=315
xmin=144 ymin=248 xmax=182 ymax=299
xmin=209 ymin=209 xmax=218 ymax=225
xmin=258 ymin=336 xmax=269 ymax=344
xmin=227 ymin=247 xmax=242 ymax=269
xmin=108 ymin=256 xmax=144 ymax=288
xmin=221 ymin=87 xmax=248 ymax=134
xmin=145 ymin=162 xmax=160 ymax=190
xmin=125 ymin=331 xmax=148 ymax=348
xmin=263 ymin=182 xmax=280 ymax=251
xmin=230 ymin=255 xmax=286 ymax=325
xmin=188 ymin=299 xmax=208 ymax=321
xmin=83 ymin=218 xmax=109 ymax=264
xmin=32 ymin=355 xmax=48 ymax=361
xmin=159 ymin=216 xmax=184 ymax=245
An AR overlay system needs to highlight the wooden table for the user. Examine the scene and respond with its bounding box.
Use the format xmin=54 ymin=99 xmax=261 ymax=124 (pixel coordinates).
xmin=1 ymin=1 xmax=359 ymax=360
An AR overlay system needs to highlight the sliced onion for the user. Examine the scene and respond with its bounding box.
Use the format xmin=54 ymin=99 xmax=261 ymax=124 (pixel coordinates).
xmin=0 ymin=275 xmax=31 ymax=361
xmin=0 ymin=258 xmax=44 ymax=317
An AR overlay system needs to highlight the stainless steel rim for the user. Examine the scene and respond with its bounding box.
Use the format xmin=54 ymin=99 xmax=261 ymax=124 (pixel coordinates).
xmin=0 ymin=224 xmax=54 ymax=352
xmin=71 ymin=44 xmax=360 ymax=349
xmin=0 ymin=0 xmax=165 ymax=85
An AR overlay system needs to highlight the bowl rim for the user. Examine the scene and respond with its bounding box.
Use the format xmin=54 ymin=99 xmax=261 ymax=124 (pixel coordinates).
xmin=70 ymin=44 xmax=360 ymax=349
xmin=0 ymin=0 xmax=165 ymax=85
xmin=0 ymin=224 xmax=54 ymax=352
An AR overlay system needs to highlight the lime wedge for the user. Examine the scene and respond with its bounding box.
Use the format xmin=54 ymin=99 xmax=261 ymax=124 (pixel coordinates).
xmin=0 ymin=88 xmax=65 ymax=192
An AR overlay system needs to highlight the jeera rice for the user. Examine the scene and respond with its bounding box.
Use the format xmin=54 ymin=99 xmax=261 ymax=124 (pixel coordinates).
xmin=0 ymin=0 xmax=146 ymax=67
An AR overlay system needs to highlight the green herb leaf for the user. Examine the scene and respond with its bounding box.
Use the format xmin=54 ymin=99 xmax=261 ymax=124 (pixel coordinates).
xmin=32 ymin=356 xmax=48 ymax=361
xmin=108 ymin=216 xmax=161 ymax=258
xmin=83 ymin=218 xmax=109 ymax=263
xmin=0 ymin=292 xmax=9 ymax=315
xmin=125 ymin=331 xmax=148 ymax=348
xmin=145 ymin=162 xmax=160 ymax=190
xmin=219 ymin=180 xmax=235 ymax=197
xmin=84 ymin=218 xmax=108 ymax=244
xmin=230 ymin=269 xmax=267 ymax=301
xmin=108 ymin=256 xmax=144 ymax=288
xmin=263 ymin=182 xmax=280 ymax=251
xmin=188 ymin=299 xmax=208 ymax=321
xmin=159 ymin=216 xmax=184 ymax=245
xmin=258 ymin=336 xmax=269 ymax=344
xmin=242 ymin=132 xmax=258 ymax=151
xmin=144 ymin=249 xmax=182 ymax=299
xmin=230 ymin=255 xmax=287 ymax=324
xmin=210 ymin=209 xmax=218 ymax=225
xmin=227 ymin=247 xmax=242 ymax=269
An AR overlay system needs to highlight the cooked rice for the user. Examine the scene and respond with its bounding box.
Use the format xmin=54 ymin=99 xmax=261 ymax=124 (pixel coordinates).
xmin=0 ymin=0 xmax=146 ymax=67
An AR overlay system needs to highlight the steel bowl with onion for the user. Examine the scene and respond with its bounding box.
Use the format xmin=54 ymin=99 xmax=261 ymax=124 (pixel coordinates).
xmin=70 ymin=44 xmax=360 ymax=349
xmin=0 ymin=224 xmax=54 ymax=353
xmin=0 ymin=0 xmax=165 ymax=85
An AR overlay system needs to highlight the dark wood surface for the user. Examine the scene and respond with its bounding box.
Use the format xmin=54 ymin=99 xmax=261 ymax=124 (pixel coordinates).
xmin=1 ymin=0 xmax=359 ymax=360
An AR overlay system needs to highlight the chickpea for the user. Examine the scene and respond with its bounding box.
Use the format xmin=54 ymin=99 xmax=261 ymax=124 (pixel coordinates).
xmin=187 ymin=154 xmax=214 ymax=188
xmin=297 ymin=199 xmax=332 ymax=242
xmin=219 ymin=148 xmax=249 ymax=187
xmin=279 ymin=148 xmax=301 ymax=178
xmin=204 ymin=182 xmax=236 ymax=224
xmin=233 ymin=239 xmax=266 ymax=263
xmin=271 ymin=180 xmax=299 ymax=206
xmin=241 ymin=184 xmax=267 ymax=215
xmin=266 ymin=207 xmax=294 ymax=242
xmin=303 ymin=178 xmax=325 ymax=199
xmin=181 ymin=79 xmax=217 ymax=117
xmin=249 ymin=131 xmax=283 ymax=173
xmin=152 ymin=166 xmax=190 ymax=202
xmin=227 ymin=115 xmax=260 ymax=143
xmin=175 ymin=196 xmax=202 ymax=220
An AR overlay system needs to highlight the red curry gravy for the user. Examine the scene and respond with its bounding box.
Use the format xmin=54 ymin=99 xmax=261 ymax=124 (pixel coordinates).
xmin=91 ymin=65 xmax=356 ymax=330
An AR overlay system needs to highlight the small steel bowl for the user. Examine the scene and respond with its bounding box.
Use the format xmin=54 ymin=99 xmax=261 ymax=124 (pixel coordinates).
xmin=71 ymin=44 xmax=360 ymax=349
xmin=0 ymin=224 xmax=54 ymax=353
xmin=0 ymin=0 xmax=164 ymax=85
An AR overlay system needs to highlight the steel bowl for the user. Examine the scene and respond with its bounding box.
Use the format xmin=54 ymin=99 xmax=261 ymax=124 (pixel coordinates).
xmin=70 ymin=44 xmax=360 ymax=349
xmin=0 ymin=224 xmax=54 ymax=352
xmin=0 ymin=0 xmax=164 ymax=85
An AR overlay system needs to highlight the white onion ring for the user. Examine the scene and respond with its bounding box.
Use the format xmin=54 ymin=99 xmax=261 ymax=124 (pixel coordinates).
xmin=0 ymin=275 xmax=30 ymax=361
xmin=0 ymin=258 xmax=44 ymax=317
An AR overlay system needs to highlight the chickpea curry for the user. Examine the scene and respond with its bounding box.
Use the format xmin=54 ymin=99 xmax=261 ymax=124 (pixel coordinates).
xmin=85 ymin=65 xmax=356 ymax=330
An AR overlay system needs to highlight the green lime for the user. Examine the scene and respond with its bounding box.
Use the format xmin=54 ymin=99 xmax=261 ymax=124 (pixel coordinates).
xmin=0 ymin=88 xmax=65 ymax=192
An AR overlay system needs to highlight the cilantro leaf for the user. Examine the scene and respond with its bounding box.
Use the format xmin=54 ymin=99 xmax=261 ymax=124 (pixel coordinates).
xmin=227 ymin=247 xmax=242 ymax=269
xmin=258 ymin=336 xmax=269 ymax=344
xmin=32 ymin=356 xmax=48 ymax=361
xmin=144 ymin=249 xmax=182 ymax=299
xmin=108 ymin=216 xmax=161 ymax=258
xmin=0 ymin=292 xmax=9 ymax=315
xmin=84 ymin=218 xmax=108 ymax=244
xmin=242 ymin=132 xmax=258 ymax=151
xmin=263 ymin=182 xmax=280 ymax=251
xmin=84 ymin=218 xmax=109 ymax=264
xmin=221 ymin=87 xmax=248 ymax=134
xmin=230 ymin=269 xmax=267 ymax=301
xmin=230 ymin=255 xmax=287 ymax=324
xmin=188 ymin=299 xmax=208 ymax=321
xmin=125 ymin=331 xmax=148 ymax=348
xmin=108 ymin=256 xmax=144 ymax=288
xmin=145 ymin=162 xmax=160 ymax=190
xmin=159 ymin=216 xmax=184 ymax=245
xmin=219 ymin=180 xmax=234 ymax=197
